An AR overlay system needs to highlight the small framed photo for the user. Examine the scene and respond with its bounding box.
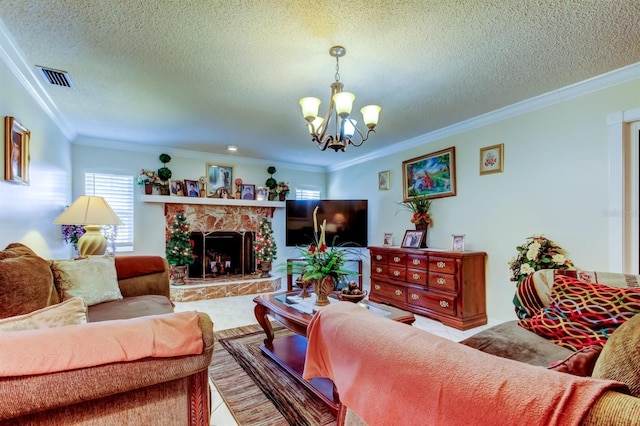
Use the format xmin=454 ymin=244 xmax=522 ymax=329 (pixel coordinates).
xmin=480 ymin=143 xmax=504 ymax=175
xmin=206 ymin=163 xmax=233 ymax=197
xmin=170 ymin=180 xmax=184 ymax=196
xmin=4 ymin=116 xmax=30 ymax=185
xmin=401 ymin=230 xmax=425 ymax=249
xmin=240 ymin=184 xmax=256 ymax=200
xmin=215 ymin=187 xmax=233 ymax=198
xmin=378 ymin=170 xmax=390 ymax=190
xmin=256 ymin=186 xmax=268 ymax=201
xmin=184 ymin=179 xmax=200 ymax=197
xmin=383 ymin=232 xmax=393 ymax=246
xmin=451 ymin=234 xmax=465 ymax=251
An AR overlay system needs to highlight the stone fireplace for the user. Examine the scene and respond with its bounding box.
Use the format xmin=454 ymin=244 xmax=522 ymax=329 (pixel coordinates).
xmin=164 ymin=202 xmax=281 ymax=301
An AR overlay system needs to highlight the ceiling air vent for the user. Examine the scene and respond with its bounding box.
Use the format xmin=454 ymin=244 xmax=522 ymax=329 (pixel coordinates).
xmin=36 ymin=66 xmax=74 ymax=88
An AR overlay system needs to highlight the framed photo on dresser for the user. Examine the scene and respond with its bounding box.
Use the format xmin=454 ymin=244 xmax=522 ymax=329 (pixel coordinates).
xmin=401 ymin=230 xmax=425 ymax=249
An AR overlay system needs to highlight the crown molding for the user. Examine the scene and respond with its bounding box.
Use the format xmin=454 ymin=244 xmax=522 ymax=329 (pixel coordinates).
xmin=329 ymin=62 xmax=640 ymax=172
xmin=0 ymin=18 xmax=76 ymax=140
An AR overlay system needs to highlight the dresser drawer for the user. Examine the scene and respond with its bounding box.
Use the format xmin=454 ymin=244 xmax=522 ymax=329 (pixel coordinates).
xmin=371 ymin=281 xmax=407 ymax=303
xmin=428 ymin=272 xmax=457 ymax=292
xmin=429 ymin=256 xmax=457 ymax=274
xmin=371 ymin=264 xmax=388 ymax=277
xmin=406 ymin=268 xmax=427 ymax=286
xmin=387 ymin=266 xmax=406 ymax=281
xmin=409 ymin=290 xmax=456 ymax=316
xmin=371 ymin=252 xmax=388 ymax=264
xmin=389 ymin=253 xmax=407 ymax=266
xmin=406 ymin=254 xmax=428 ymax=270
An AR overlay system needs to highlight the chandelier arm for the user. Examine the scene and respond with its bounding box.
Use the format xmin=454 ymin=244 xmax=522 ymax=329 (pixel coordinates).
xmin=348 ymin=128 xmax=375 ymax=148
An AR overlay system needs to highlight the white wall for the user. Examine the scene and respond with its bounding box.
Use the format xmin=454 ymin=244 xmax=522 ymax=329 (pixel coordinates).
xmin=0 ymin=59 xmax=71 ymax=258
xmin=329 ymin=78 xmax=640 ymax=322
xmin=72 ymin=139 xmax=327 ymax=276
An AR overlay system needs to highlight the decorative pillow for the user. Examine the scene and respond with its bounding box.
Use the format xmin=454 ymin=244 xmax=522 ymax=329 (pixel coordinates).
xmin=0 ymin=243 xmax=60 ymax=319
xmin=518 ymin=275 xmax=640 ymax=351
xmin=592 ymin=313 xmax=640 ymax=397
xmin=51 ymin=257 xmax=123 ymax=306
xmin=0 ymin=297 xmax=87 ymax=332
xmin=513 ymin=269 xmax=557 ymax=319
xmin=548 ymin=344 xmax=603 ymax=376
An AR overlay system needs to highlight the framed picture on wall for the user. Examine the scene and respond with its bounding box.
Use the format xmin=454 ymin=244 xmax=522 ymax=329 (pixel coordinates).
xmin=4 ymin=116 xmax=30 ymax=185
xmin=205 ymin=163 xmax=233 ymax=197
xmin=378 ymin=170 xmax=390 ymax=190
xmin=479 ymin=143 xmax=504 ymax=175
xmin=402 ymin=146 xmax=456 ymax=201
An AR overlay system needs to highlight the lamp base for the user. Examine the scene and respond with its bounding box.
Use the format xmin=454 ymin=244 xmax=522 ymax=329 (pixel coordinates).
xmin=77 ymin=225 xmax=107 ymax=257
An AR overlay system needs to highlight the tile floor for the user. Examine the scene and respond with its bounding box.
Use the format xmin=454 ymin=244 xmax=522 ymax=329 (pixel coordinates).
xmin=174 ymin=292 xmax=503 ymax=426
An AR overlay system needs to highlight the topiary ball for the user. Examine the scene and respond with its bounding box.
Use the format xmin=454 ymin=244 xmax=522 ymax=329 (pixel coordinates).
xmin=158 ymin=167 xmax=172 ymax=181
xmin=159 ymin=153 xmax=171 ymax=164
xmin=267 ymin=166 xmax=276 ymax=175
xmin=265 ymin=177 xmax=277 ymax=189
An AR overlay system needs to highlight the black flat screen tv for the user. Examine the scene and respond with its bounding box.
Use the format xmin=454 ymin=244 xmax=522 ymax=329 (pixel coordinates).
xmin=285 ymin=200 xmax=368 ymax=247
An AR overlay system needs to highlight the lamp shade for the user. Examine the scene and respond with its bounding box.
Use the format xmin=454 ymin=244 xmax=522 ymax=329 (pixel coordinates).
xmin=361 ymin=105 xmax=381 ymax=128
xmin=54 ymin=196 xmax=123 ymax=226
xmin=333 ymin=92 xmax=355 ymax=118
xmin=299 ymin=97 xmax=321 ymax=122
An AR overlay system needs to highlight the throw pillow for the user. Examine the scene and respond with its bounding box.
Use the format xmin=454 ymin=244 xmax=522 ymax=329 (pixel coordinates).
xmin=518 ymin=275 xmax=640 ymax=351
xmin=51 ymin=256 xmax=123 ymax=306
xmin=0 ymin=243 xmax=60 ymax=319
xmin=592 ymin=313 xmax=640 ymax=397
xmin=0 ymin=297 xmax=87 ymax=332
xmin=548 ymin=345 xmax=603 ymax=376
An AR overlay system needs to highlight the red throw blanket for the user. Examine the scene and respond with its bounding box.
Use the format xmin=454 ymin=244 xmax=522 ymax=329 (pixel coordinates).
xmin=303 ymin=303 xmax=627 ymax=426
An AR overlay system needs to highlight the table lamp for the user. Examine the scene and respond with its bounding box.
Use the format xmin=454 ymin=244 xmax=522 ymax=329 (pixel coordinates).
xmin=53 ymin=196 xmax=123 ymax=257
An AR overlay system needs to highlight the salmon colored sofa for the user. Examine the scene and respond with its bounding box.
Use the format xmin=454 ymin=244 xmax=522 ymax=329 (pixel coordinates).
xmin=0 ymin=243 xmax=213 ymax=425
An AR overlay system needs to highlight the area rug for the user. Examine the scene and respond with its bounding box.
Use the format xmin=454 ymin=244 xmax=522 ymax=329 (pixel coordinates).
xmin=210 ymin=324 xmax=336 ymax=426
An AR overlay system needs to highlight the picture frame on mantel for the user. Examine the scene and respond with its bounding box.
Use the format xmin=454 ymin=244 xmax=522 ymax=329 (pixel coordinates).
xmin=4 ymin=116 xmax=30 ymax=185
xmin=402 ymin=146 xmax=456 ymax=201
xmin=479 ymin=143 xmax=504 ymax=175
xmin=206 ymin=163 xmax=233 ymax=197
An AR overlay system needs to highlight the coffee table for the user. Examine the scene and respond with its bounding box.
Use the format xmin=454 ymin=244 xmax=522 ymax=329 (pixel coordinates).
xmin=253 ymin=291 xmax=415 ymax=415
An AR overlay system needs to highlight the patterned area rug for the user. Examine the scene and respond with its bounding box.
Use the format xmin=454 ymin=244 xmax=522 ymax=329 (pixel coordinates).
xmin=210 ymin=324 xmax=336 ymax=426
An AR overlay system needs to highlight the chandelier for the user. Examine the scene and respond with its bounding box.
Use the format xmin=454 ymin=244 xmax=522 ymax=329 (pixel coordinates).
xmin=299 ymin=46 xmax=381 ymax=152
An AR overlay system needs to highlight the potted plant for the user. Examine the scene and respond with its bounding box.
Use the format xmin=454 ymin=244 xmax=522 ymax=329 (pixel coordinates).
xmin=254 ymin=217 xmax=277 ymax=277
xmin=166 ymin=211 xmax=196 ymax=285
xmin=275 ymin=181 xmax=290 ymax=201
xmin=136 ymin=169 xmax=158 ymax=194
xmin=157 ymin=153 xmax=172 ymax=195
xmin=265 ymin=166 xmax=277 ymax=200
xmin=508 ymin=235 xmax=575 ymax=286
xmin=398 ymin=195 xmax=433 ymax=247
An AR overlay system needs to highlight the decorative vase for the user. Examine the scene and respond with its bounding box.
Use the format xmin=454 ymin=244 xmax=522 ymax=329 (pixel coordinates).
xmin=159 ymin=185 xmax=170 ymax=196
xmin=414 ymin=222 xmax=428 ymax=248
xmin=170 ymin=265 xmax=188 ymax=285
xmin=278 ymin=193 xmax=286 ymax=201
xmin=314 ymin=276 xmax=334 ymax=306
xmin=259 ymin=260 xmax=272 ymax=278
xmin=199 ymin=189 xmax=205 ymax=198
xmin=144 ymin=183 xmax=152 ymax=195
xmin=268 ymin=192 xmax=276 ymax=201
xmin=296 ymin=278 xmax=311 ymax=298
xmin=236 ymin=191 xmax=241 ymax=200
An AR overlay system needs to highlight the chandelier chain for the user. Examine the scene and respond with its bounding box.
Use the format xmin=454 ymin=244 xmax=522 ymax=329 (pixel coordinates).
xmin=334 ymin=56 xmax=340 ymax=82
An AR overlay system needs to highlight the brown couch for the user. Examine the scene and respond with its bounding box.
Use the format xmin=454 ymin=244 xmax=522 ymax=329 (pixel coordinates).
xmin=0 ymin=243 xmax=213 ymax=425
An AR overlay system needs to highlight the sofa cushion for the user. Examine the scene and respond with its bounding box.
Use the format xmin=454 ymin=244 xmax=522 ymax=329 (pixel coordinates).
xmin=0 ymin=297 xmax=87 ymax=332
xmin=114 ymin=256 xmax=166 ymax=280
xmin=51 ymin=257 xmax=123 ymax=306
xmin=87 ymin=295 xmax=174 ymax=322
xmin=548 ymin=345 xmax=603 ymax=377
xmin=459 ymin=320 xmax=573 ymax=367
xmin=592 ymin=313 xmax=640 ymax=397
xmin=519 ymin=275 xmax=640 ymax=351
xmin=0 ymin=243 xmax=59 ymax=319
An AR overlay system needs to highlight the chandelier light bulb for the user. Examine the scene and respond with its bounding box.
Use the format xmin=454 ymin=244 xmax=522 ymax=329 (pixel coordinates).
xmin=307 ymin=117 xmax=324 ymax=135
xmin=361 ymin=105 xmax=381 ymax=129
xmin=333 ymin=92 xmax=355 ymax=118
xmin=299 ymin=97 xmax=321 ymax=122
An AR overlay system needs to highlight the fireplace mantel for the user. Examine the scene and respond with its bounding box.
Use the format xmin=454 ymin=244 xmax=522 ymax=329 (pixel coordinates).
xmin=142 ymin=194 xmax=285 ymax=208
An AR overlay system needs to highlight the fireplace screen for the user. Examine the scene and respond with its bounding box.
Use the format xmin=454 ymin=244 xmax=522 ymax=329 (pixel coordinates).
xmin=189 ymin=231 xmax=255 ymax=279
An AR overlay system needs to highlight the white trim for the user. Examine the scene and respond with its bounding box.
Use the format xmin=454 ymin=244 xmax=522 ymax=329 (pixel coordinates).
xmin=330 ymin=62 xmax=640 ymax=172
xmin=608 ymin=108 xmax=640 ymax=272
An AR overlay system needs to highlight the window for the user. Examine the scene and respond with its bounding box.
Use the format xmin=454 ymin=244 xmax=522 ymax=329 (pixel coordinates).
xmin=85 ymin=173 xmax=134 ymax=252
xmin=295 ymin=188 xmax=320 ymax=200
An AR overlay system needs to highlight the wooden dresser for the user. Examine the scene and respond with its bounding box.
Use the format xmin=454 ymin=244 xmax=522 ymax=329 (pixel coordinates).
xmin=368 ymin=246 xmax=487 ymax=330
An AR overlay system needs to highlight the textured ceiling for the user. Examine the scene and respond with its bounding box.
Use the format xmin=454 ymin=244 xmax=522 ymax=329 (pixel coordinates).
xmin=1 ymin=0 xmax=639 ymax=167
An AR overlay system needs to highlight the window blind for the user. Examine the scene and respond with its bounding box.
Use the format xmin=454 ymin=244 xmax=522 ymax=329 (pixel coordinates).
xmin=295 ymin=188 xmax=321 ymax=200
xmin=85 ymin=173 xmax=134 ymax=252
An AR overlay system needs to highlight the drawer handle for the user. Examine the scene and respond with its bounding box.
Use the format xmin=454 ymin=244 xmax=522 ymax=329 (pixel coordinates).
xmin=437 ymin=277 xmax=446 ymax=285
xmin=374 ymin=284 xmax=381 ymax=290
xmin=437 ymin=261 xmax=446 ymax=269
xmin=411 ymin=294 xmax=419 ymax=300
xmin=376 ymin=255 xmax=382 ymax=261
xmin=393 ymin=256 xmax=401 ymax=262
xmin=439 ymin=300 xmax=449 ymax=308
xmin=393 ymin=270 xmax=401 ymax=276
xmin=395 ymin=289 xmax=403 ymax=296
xmin=412 ymin=259 xmax=420 ymax=265
xmin=412 ymin=273 xmax=421 ymax=280
xmin=376 ymin=267 xmax=382 ymax=273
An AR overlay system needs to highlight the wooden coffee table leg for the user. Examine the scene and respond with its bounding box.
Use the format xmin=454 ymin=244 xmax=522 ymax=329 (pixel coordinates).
xmin=254 ymin=303 xmax=274 ymax=349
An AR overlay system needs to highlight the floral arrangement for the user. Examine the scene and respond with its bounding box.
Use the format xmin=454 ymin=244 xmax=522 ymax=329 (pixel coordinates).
xmin=137 ymin=169 xmax=158 ymax=186
xmin=199 ymin=176 xmax=207 ymax=192
xmin=61 ymin=224 xmax=85 ymax=246
xmin=235 ymin=178 xmax=243 ymax=193
xmin=298 ymin=206 xmax=354 ymax=281
xmin=253 ymin=217 xmax=277 ymax=262
xmin=166 ymin=211 xmax=196 ymax=266
xmin=508 ymin=235 xmax=575 ymax=285
xmin=398 ymin=195 xmax=433 ymax=226
xmin=275 ymin=181 xmax=289 ymax=195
